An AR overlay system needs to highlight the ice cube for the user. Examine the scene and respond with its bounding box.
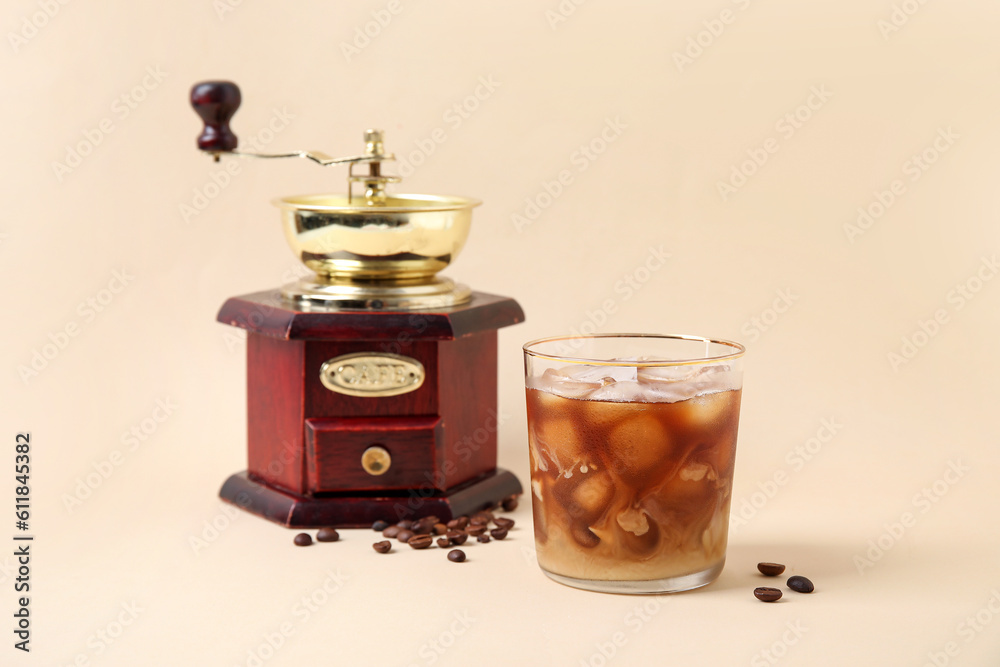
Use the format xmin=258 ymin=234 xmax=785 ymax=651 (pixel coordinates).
xmin=586 ymin=380 xmax=648 ymax=403
xmin=616 ymin=507 xmax=650 ymax=536
xmin=605 ymin=414 xmax=674 ymax=483
xmin=563 ymin=364 xmax=638 ymax=384
xmin=570 ymin=470 xmax=614 ymax=518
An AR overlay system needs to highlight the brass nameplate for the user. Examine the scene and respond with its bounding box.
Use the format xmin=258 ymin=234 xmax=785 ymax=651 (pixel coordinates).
xmin=319 ymin=353 xmax=425 ymax=397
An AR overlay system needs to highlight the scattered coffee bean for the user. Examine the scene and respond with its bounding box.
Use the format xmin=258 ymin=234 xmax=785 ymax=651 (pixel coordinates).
xmin=396 ymin=529 xmax=415 ymax=543
xmin=502 ymin=494 xmax=519 ymax=512
xmin=754 ymin=587 xmax=782 ymax=602
xmin=316 ymin=528 xmax=340 ymax=543
xmin=408 ymin=534 xmax=434 ymax=549
xmin=436 ymin=537 xmax=450 ymax=548
xmin=293 ymin=533 xmax=312 ymax=547
xmin=787 ymin=576 xmax=814 ymax=593
xmin=490 ymin=527 xmax=508 ymax=540
xmin=373 ymin=540 xmax=392 ymax=553
xmin=412 ymin=522 xmax=433 ymax=535
xmin=448 ymin=549 xmax=466 ymax=563
xmin=433 ymin=523 xmax=448 ymax=535
xmin=494 ymin=517 xmax=515 ymax=529
xmin=396 ymin=520 xmax=413 ymax=529
xmin=447 ymin=517 xmax=469 ymax=530
xmin=382 ymin=525 xmax=401 ymax=539
xmin=476 ymin=534 xmax=491 ymax=543
xmin=466 ymin=525 xmax=487 ymax=537
xmin=372 ymin=520 xmax=389 ymax=531
xmin=757 ymin=562 xmax=785 ymax=577
xmin=446 ymin=530 xmax=468 ymax=545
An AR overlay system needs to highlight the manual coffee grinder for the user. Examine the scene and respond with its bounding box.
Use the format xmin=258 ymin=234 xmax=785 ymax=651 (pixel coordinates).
xmin=190 ymin=81 xmax=523 ymax=527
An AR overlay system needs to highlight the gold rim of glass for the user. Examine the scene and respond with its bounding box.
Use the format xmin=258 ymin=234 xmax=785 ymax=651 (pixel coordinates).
xmin=522 ymin=333 xmax=746 ymax=367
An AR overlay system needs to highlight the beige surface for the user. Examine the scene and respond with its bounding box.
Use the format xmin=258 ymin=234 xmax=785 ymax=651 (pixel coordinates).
xmin=3 ymin=1 xmax=1000 ymax=665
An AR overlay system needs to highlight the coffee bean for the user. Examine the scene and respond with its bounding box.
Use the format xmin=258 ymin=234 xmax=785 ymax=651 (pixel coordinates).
xmin=447 ymin=517 xmax=469 ymax=530
xmin=787 ymin=576 xmax=814 ymax=593
xmin=476 ymin=534 xmax=491 ymax=543
xmin=408 ymin=534 xmax=434 ymax=549
xmin=382 ymin=525 xmax=401 ymax=539
xmin=372 ymin=540 xmax=392 ymax=553
xmin=436 ymin=537 xmax=450 ymax=548
xmin=372 ymin=520 xmax=389 ymax=531
xmin=316 ymin=528 xmax=340 ymax=542
xmin=397 ymin=520 xmax=413 ymax=529
xmin=471 ymin=511 xmax=494 ymax=524
xmin=466 ymin=525 xmax=486 ymax=537
xmin=494 ymin=517 xmax=515 ymax=529
xmin=754 ymin=587 xmax=782 ymax=602
xmin=448 ymin=549 xmax=466 ymax=563
xmin=502 ymin=494 xmax=519 ymax=512
xmin=293 ymin=533 xmax=312 ymax=547
xmin=446 ymin=530 xmax=468 ymax=545
xmin=490 ymin=527 xmax=508 ymax=540
xmin=433 ymin=523 xmax=448 ymax=535
xmin=412 ymin=522 xmax=433 ymax=535
xmin=396 ymin=529 xmax=415 ymax=543
xmin=757 ymin=562 xmax=785 ymax=577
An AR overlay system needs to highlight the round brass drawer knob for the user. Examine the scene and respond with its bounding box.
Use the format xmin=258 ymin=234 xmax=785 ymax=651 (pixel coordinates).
xmin=361 ymin=446 xmax=391 ymax=476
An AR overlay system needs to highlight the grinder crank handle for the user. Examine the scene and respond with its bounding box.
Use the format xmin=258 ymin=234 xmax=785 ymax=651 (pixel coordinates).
xmin=190 ymin=80 xmax=241 ymax=152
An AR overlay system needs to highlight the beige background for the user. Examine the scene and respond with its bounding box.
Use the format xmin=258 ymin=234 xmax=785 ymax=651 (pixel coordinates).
xmin=3 ymin=0 xmax=999 ymax=665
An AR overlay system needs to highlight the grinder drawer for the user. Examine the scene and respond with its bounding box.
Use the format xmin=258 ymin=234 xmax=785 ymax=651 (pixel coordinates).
xmin=305 ymin=416 xmax=441 ymax=493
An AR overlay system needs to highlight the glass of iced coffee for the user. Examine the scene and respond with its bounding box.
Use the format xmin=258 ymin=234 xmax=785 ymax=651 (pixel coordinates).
xmin=523 ymin=334 xmax=745 ymax=594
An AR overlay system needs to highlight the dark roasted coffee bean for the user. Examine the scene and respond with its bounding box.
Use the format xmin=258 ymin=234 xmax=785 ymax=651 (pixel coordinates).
xmin=490 ymin=527 xmax=508 ymax=540
xmin=293 ymin=533 xmax=312 ymax=547
xmin=382 ymin=525 xmax=401 ymax=539
xmin=754 ymin=587 xmax=782 ymax=602
xmin=466 ymin=525 xmax=486 ymax=537
xmin=448 ymin=549 xmax=466 ymax=563
xmin=446 ymin=530 xmax=468 ymax=545
xmin=787 ymin=576 xmax=814 ymax=593
xmin=373 ymin=540 xmax=392 ymax=553
xmin=502 ymin=494 xmax=519 ymax=512
xmin=397 ymin=520 xmax=413 ymax=529
xmin=472 ymin=511 xmax=494 ymax=524
xmin=412 ymin=521 xmax=433 ymax=535
xmin=436 ymin=537 xmax=450 ymax=548
xmin=396 ymin=529 xmax=415 ymax=543
xmin=372 ymin=520 xmax=389 ymax=531
xmin=447 ymin=517 xmax=469 ymax=530
xmin=757 ymin=562 xmax=785 ymax=577
xmin=316 ymin=528 xmax=340 ymax=542
xmin=433 ymin=523 xmax=448 ymax=535
xmin=408 ymin=534 xmax=434 ymax=549
xmin=476 ymin=534 xmax=491 ymax=543
xmin=494 ymin=517 xmax=515 ymax=529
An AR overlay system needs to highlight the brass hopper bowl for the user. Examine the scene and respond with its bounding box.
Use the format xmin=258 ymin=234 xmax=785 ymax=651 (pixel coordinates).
xmin=191 ymin=80 xmax=479 ymax=310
